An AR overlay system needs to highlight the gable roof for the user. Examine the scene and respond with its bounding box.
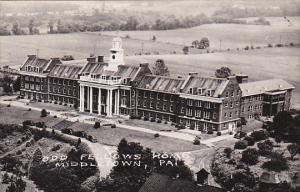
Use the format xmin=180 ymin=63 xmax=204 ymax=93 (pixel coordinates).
xmin=180 ymin=75 xmax=229 ymax=97
xmin=48 ymin=63 xmax=83 ymax=79
xmin=137 ymin=75 xmax=185 ymax=93
xmin=239 ymin=79 xmax=295 ymax=97
xmin=20 ymin=55 xmax=62 ymax=74
xmin=115 ymin=65 xmax=140 ymax=79
xmin=138 ymin=173 xmax=225 ymax=192
xmin=80 ymin=62 xmax=108 ymax=75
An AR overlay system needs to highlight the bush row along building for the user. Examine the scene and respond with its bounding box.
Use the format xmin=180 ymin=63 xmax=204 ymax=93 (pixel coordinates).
xmin=19 ymin=37 xmax=294 ymax=132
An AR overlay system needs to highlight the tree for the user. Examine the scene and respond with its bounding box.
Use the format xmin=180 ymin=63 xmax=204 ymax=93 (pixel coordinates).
xmin=287 ymin=144 xmax=298 ymax=161
xmin=12 ymin=22 xmax=25 ymax=35
xmin=2 ymin=75 xmax=13 ymax=94
xmin=199 ymin=37 xmax=210 ymax=49
xmin=191 ymin=40 xmax=200 ymax=48
xmin=32 ymin=148 xmax=43 ymax=164
xmin=262 ymin=151 xmax=289 ymax=172
xmin=13 ymin=76 xmax=21 ymax=92
xmin=28 ymin=19 xmax=34 ymax=35
xmin=272 ymin=111 xmax=293 ymax=136
xmin=215 ymin=67 xmax=232 ymax=78
xmin=183 ymin=46 xmax=189 ymax=54
xmin=152 ymin=59 xmax=170 ymax=76
xmin=15 ymin=177 xmax=26 ymax=192
xmin=241 ymin=148 xmax=259 ymax=165
xmin=224 ymin=147 xmax=233 ymax=158
xmin=48 ymin=21 xmax=54 ymax=34
xmin=257 ymin=140 xmax=273 ymax=156
xmin=61 ymin=55 xmax=75 ymax=61
xmin=152 ymin=35 xmax=156 ymax=42
xmin=2 ymin=172 xmax=10 ymax=184
xmin=93 ymin=122 xmax=100 ymax=129
xmin=40 ymin=109 xmax=47 ymax=117
xmin=6 ymin=182 xmax=17 ymax=192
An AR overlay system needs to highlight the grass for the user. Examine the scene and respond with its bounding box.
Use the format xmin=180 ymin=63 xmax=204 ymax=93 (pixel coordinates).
xmin=122 ymin=119 xmax=177 ymax=132
xmin=102 ymin=17 xmax=300 ymax=49
xmin=0 ymin=104 xmax=206 ymax=152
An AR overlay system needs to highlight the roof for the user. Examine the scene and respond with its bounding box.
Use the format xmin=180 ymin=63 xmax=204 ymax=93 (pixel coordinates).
xmin=80 ymin=62 xmax=107 ymax=75
xmin=259 ymin=172 xmax=280 ymax=184
xmin=196 ymin=168 xmax=210 ymax=176
xmin=48 ymin=64 xmax=83 ymax=79
xmin=181 ymin=76 xmax=228 ymax=97
xmin=137 ymin=75 xmax=185 ymax=93
xmin=21 ymin=55 xmax=50 ymax=71
xmin=115 ymin=65 xmax=139 ymax=79
xmin=138 ymin=173 xmax=225 ymax=192
xmin=239 ymin=79 xmax=295 ymax=97
xmin=20 ymin=55 xmax=62 ymax=74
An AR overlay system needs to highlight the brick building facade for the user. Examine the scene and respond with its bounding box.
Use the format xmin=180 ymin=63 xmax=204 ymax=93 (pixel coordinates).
xmin=19 ymin=37 xmax=295 ymax=133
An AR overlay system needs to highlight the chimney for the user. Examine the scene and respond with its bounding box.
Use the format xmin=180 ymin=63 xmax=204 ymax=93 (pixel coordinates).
xmin=236 ymin=74 xmax=248 ymax=84
xmin=139 ymin=63 xmax=149 ymax=67
xmin=188 ymin=72 xmax=198 ymax=76
xmin=87 ymin=57 xmax=96 ymax=63
xmin=98 ymin=56 xmax=104 ymax=63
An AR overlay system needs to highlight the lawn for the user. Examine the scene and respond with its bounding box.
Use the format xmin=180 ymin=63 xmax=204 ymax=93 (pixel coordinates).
xmin=126 ymin=46 xmax=300 ymax=108
xmin=0 ymin=104 xmax=206 ymax=152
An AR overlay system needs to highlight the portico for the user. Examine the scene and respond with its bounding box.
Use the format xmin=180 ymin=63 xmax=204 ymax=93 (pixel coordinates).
xmin=79 ymin=84 xmax=120 ymax=117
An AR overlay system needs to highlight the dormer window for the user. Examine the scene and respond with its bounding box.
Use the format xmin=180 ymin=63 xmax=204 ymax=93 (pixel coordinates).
xmin=101 ymin=75 xmax=107 ymax=80
xmin=198 ymin=88 xmax=204 ymax=95
xmin=207 ymin=90 xmax=212 ymax=97
xmin=27 ymin=66 xmax=31 ymax=71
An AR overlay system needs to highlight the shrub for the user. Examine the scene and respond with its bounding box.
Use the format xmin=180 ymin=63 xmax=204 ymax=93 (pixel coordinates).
xmin=7 ymin=104 xmax=10 ymax=107
xmin=1 ymin=172 xmax=10 ymax=184
xmin=28 ymin=108 xmax=31 ymax=111
xmin=229 ymin=131 xmax=233 ymax=135
xmin=217 ymin=131 xmax=222 ymax=136
xmin=257 ymin=140 xmax=273 ymax=156
xmin=51 ymin=144 xmax=61 ymax=151
xmin=25 ymin=141 xmax=31 ymax=147
xmin=129 ymin=115 xmax=136 ymax=119
xmin=93 ymin=122 xmax=101 ymax=129
xmin=250 ymin=130 xmax=269 ymax=142
xmin=193 ymin=138 xmax=200 ymax=145
xmin=207 ymin=130 xmax=214 ymax=134
xmin=290 ymin=42 xmax=294 ymax=46
xmin=136 ymin=115 xmax=142 ymax=120
xmin=61 ymin=128 xmax=73 ymax=135
xmin=224 ymin=147 xmax=233 ymax=158
xmin=16 ymin=150 xmax=22 ymax=155
xmin=234 ymin=140 xmax=248 ymax=149
xmin=54 ymin=115 xmax=57 ymax=118
xmin=268 ymin=43 xmax=273 ymax=47
xmin=111 ymin=124 xmax=116 ymax=128
xmin=150 ymin=118 xmax=155 ymax=122
xmin=157 ymin=119 xmax=162 ymax=123
xmin=243 ymin=136 xmax=255 ymax=146
xmin=262 ymin=151 xmax=289 ymax=172
xmin=40 ymin=109 xmax=47 ymax=117
xmin=154 ymin=133 xmax=159 ymax=138
xmin=143 ymin=117 xmax=149 ymax=121
xmin=241 ymin=148 xmax=259 ymax=165
xmin=64 ymin=103 xmax=67 ymax=106
xmin=54 ymin=101 xmax=58 ymax=104
xmin=164 ymin=121 xmax=168 ymax=124
xmin=73 ymin=131 xmax=87 ymax=138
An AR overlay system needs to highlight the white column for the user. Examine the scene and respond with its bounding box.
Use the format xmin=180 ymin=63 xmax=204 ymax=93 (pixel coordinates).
xmin=109 ymin=89 xmax=113 ymax=116
xmin=106 ymin=89 xmax=110 ymax=116
xmin=87 ymin=87 xmax=90 ymax=111
xmin=89 ymin=87 xmax=93 ymax=113
xmin=80 ymin=85 xmax=84 ymax=112
xmin=98 ymin=88 xmax=102 ymax=115
xmin=114 ymin=90 xmax=117 ymax=115
xmin=116 ymin=89 xmax=120 ymax=115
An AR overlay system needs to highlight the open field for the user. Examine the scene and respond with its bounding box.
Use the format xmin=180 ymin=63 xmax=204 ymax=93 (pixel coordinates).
xmin=102 ymin=17 xmax=300 ymax=50
xmin=126 ymin=47 xmax=300 ymax=108
xmin=0 ymin=33 xmax=184 ymax=66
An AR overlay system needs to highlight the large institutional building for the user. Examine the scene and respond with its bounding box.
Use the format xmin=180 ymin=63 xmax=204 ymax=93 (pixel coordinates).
xmin=19 ymin=37 xmax=294 ymax=132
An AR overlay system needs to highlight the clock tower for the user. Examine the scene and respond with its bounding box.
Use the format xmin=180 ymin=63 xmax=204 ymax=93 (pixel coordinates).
xmin=108 ymin=37 xmax=124 ymax=71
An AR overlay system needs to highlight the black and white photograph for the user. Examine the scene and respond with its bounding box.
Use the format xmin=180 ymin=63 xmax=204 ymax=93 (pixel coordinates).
xmin=0 ymin=0 xmax=299 ymax=192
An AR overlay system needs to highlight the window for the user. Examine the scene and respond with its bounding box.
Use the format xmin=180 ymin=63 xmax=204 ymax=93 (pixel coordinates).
xmin=196 ymin=100 xmax=202 ymax=107
xmin=150 ymin=101 xmax=154 ymax=108
xmin=150 ymin=92 xmax=154 ymax=99
xmin=225 ymin=102 xmax=228 ymax=107
xmin=157 ymin=93 xmax=161 ymax=100
xmin=225 ymin=91 xmax=229 ymax=97
xmin=73 ymin=90 xmax=76 ymax=96
xmin=207 ymin=90 xmax=212 ymax=96
xmin=224 ymin=113 xmax=227 ymax=117
xmin=198 ymin=88 xmax=204 ymax=95
xmin=186 ymin=108 xmax=193 ymax=116
xmin=63 ymin=88 xmax=66 ymax=94
xmin=204 ymin=111 xmax=210 ymax=119
xmin=195 ymin=110 xmax=201 ymax=117
xmin=236 ymin=101 xmax=239 ymax=106
xmin=242 ymin=107 xmax=245 ymax=112
xmin=230 ymin=102 xmax=233 ymax=108
xmin=163 ymin=104 xmax=167 ymax=111
xmin=170 ymin=104 xmax=174 ymax=112
xmin=163 ymin=94 xmax=167 ymax=101
xmin=235 ymin=111 xmax=238 ymax=115
xmin=144 ymin=92 xmax=147 ymax=98
xmin=181 ymin=107 xmax=185 ymax=114
xmin=231 ymin=91 xmax=234 ymax=97
xmin=170 ymin=95 xmax=174 ymax=102
xmin=143 ymin=100 xmax=147 ymax=107
xmin=229 ymin=112 xmax=232 ymax=118
xmin=132 ymin=90 xmax=135 ymax=97
xmin=237 ymin=90 xmax=240 ymax=96
xmin=121 ymin=98 xmax=126 ymax=106
xmin=187 ymin=99 xmax=193 ymax=106
xmin=205 ymin=102 xmax=211 ymax=109
xmin=213 ymin=113 xmax=217 ymax=119
xmin=249 ymin=96 xmax=253 ymax=102
xmin=156 ymin=103 xmax=160 ymax=109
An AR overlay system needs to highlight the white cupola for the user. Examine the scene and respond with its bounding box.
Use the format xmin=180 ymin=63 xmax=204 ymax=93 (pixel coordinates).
xmin=108 ymin=37 xmax=124 ymax=71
